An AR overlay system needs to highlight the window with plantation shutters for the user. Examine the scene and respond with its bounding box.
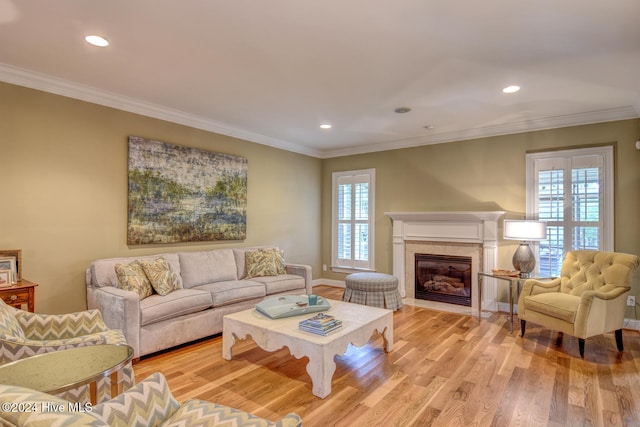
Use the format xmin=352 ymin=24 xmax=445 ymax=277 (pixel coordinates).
xmin=526 ymin=146 xmax=613 ymax=277
xmin=332 ymin=169 xmax=375 ymax=271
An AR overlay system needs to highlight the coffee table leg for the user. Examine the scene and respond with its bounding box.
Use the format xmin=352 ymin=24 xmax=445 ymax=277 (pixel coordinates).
xmin=306 ymin=352 xmax=336 ymax=399
xmin=222 ymin=331 xmax=235 ymax=360
xmin=381 ymin=325 xmax=394 ymax=352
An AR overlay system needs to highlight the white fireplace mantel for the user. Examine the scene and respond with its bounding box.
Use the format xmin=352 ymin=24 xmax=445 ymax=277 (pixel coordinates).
xmin=385 ymin=211 xmax=505 ymax=313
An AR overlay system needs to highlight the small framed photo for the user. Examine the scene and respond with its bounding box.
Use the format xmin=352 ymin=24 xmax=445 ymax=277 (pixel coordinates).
xmin=0 ymin=257 xmax=17 ymax=284
xmin=0 ymin=250 xmax=21 ymax=281
xmin=0 ymin=269 xmax=12 ymax=287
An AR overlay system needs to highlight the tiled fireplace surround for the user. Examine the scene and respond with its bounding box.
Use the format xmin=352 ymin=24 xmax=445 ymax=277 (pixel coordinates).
xmin=385 ymin=211 xmax=505 ymax=315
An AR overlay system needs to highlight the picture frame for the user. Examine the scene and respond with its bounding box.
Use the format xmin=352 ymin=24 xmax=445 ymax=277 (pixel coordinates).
xmin=127 ymin=137 xmax=247 ymax=245
xmin=0 ymin=249 xmax=21 ymax=281
xmin=0 ymin=269 xmax=11 ymax=287
xmin=0 ymin=257 xmax=17 ymax=284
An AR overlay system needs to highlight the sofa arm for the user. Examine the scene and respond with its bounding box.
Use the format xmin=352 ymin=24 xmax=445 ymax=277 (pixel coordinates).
xmin=286 ymin=263 xmax=313 ymax=295
xmin=90 ymin=286 xmax=141 ymax=358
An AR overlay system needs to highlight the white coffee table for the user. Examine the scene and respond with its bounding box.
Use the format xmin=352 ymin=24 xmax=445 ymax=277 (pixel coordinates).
xmin=222 ymin=298 xmax=393 ymax=398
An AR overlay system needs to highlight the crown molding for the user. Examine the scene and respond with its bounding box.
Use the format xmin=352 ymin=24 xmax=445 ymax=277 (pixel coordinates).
xmin=0 ymin=63 xmax=322 ymax=158
xmin=318 ymin=106 xmax=640 ymax=158
xmin=2 ymin=63 xmax=638 ymax=160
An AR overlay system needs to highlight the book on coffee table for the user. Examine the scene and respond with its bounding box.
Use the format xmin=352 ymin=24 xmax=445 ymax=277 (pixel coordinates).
xmin=299 ymin=314 xmax=343 ymax=336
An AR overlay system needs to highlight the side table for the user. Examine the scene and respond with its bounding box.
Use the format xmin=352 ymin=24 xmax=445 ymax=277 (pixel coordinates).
xmin=0 ymin=279 xmax=38 ymax=312
xmin=0 ymin=344 xmax=133 ymax=404
xmin=477 ymin=273 xmax=553 ymax=333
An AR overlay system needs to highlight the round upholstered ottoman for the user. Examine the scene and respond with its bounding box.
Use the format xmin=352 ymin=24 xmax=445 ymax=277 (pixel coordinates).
xmin=343 ymin=272 xmax=403 ymax=310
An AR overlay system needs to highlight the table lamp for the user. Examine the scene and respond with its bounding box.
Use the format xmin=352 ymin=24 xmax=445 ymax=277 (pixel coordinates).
xmin=503 ymin=220 xmax=547 ymax=278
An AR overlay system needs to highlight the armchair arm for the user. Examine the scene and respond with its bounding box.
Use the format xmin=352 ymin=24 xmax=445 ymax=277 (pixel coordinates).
xmin=14 ymin=309 xmax=109 ymax=340
xmin=574 ymin=287 xmax=630 ymax=337
xmin=518 ymin=277 xmax=562 ymax=316
xmin=286 ymin=263 xmax=313 ymax=295
xmin=0 ymin=333 xmax=108 ymax=364
xmin=519 ymin=277 xmax=561 ymax=299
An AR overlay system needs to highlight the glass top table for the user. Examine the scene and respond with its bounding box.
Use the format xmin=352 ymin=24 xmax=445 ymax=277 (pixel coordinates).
xmin=0 ymin=344 xmax=133 ymax=403
xmin=477 ymin=273 xmax=554 ymax=333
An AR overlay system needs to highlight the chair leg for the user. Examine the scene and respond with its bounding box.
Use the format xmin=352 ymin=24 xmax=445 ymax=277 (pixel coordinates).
xmin=578 ymin=338 xmax=585 ymax=358
xmin=520 ymin=320 xmax=526 ymax=337
xmin=555 ymin=332 xmax=564 ymax=347
xmin=615 ymin=329 xmax=624 ymax=352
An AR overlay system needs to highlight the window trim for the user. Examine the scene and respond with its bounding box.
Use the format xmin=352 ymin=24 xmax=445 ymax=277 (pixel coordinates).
xmin=331 ymin=168 xmax=375 ymax=273
xmin=526 ymin=146 xmax=614 ymax=274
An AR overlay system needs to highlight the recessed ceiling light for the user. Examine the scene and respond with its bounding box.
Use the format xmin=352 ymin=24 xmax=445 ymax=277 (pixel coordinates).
xmin=502 ymin=85 xmax=520 ymax=94
xmin=320 ymin=124 xmax=332 ymax=129
xmin=394 ymin=107 xmax=411 ymax=114
xmin=85 ymin=35 xmax=109 ymax=47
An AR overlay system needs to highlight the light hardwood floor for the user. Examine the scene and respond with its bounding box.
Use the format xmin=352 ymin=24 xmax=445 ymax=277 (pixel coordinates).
xmin=133 ymin=285 xmax=640 ymax=427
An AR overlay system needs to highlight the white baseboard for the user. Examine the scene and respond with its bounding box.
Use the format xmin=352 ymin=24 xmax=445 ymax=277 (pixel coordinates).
xmin=312 ymin=279 xmax=344 ymax=288
xmin=623 ymin=318 xmax=640 ymax=331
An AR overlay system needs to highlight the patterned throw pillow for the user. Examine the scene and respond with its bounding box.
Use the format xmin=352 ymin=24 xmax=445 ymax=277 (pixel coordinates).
xmin=139 ymin=257 xmax=181 ymax=296
xmin=114 ymin=260 xmax=154 ymax=300
xmin=274 ymin=249 xmax=287 ymax=275
xmin=245 ymin=249 xmax=278 ymax=278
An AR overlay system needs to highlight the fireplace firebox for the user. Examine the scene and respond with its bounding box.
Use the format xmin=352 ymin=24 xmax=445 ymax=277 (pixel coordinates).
xmin=415 ymin=253 xmax=472 ymax=306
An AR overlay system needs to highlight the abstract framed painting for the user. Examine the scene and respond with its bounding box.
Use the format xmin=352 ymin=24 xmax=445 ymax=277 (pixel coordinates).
xmin=127 ymin=136 xmax=247 ymax=245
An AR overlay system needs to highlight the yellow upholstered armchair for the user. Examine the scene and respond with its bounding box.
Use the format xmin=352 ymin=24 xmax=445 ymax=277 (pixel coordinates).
xmin=0 ymin=298 xmax=134 ymax=403
xmin=518 ymin=250 xmax=639 ymax=358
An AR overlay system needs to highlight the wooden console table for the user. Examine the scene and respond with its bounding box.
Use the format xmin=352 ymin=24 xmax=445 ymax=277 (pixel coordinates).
xmin=0 ymin=279 xmax=38 ymax=312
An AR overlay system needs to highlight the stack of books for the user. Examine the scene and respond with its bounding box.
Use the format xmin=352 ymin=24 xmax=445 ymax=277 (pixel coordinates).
xmin=298 ymin=312 xmax=342 ymax=336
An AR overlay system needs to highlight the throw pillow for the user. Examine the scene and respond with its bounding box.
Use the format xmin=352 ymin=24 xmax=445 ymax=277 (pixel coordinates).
xmin=114 ymin=260 xmax=154 ymax=300
xmin=245 ymin=249 xmax=278 ymax=278
xmin=139 ymin=257 xmax=181 ymax=296
xmin=274 ymin=248 xmax=286 ymax=275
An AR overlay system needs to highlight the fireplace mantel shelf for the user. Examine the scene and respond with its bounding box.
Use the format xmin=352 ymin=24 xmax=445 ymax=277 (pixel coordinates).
xmin=385 ymin=211 xmax=505 ymax=222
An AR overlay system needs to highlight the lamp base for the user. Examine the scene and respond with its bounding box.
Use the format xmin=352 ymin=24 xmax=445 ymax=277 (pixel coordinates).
xmin=512 ymin=243 xmax=535 ymax=278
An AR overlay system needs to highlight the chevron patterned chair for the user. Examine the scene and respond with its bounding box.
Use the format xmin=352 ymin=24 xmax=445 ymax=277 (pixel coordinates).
xmin=0 ymin=298 xmax=134 ymax=404
xmin=0 ymin=372 xmax=302 ymax=426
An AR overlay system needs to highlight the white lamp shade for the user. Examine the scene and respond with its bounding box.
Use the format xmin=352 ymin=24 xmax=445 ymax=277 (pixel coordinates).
xmin=503 ymin=220 xmax=547 ymax=241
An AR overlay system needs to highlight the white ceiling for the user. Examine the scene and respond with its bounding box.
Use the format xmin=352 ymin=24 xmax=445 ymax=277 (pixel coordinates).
xmin=1 ymin=0 xmax=639 ymax=158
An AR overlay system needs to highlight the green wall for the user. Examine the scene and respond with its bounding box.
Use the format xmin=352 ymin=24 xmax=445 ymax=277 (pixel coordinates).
xmin=1 ymin=82 xmax=322 ymax=314
xmin=3 ymin=80 xmax=639 ymax=320
xmin=321 ymin=119 xmax=640 ymax=319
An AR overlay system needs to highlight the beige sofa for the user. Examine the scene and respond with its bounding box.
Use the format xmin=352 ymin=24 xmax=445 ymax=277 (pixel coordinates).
xmin=86 ymin=247 xmax=312 ymax=358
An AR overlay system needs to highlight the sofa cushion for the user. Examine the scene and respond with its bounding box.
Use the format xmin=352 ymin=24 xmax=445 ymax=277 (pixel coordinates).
xmin=140 ymin=289 xmax=213 ymax=326
xmin=193 ymin=280 xmax=266 ymax=307
xmin=114 ymin=260 xmax=154 ymax=300
xmin=249 ymin=275 xmax=306 ymax=295
xmin=179 ymin=249 xmax=238 ymax=288
xmin=90 ymin=253 xmax=183 ymax=289
xmin=139 ymin=257 xmax=181 ymax=296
